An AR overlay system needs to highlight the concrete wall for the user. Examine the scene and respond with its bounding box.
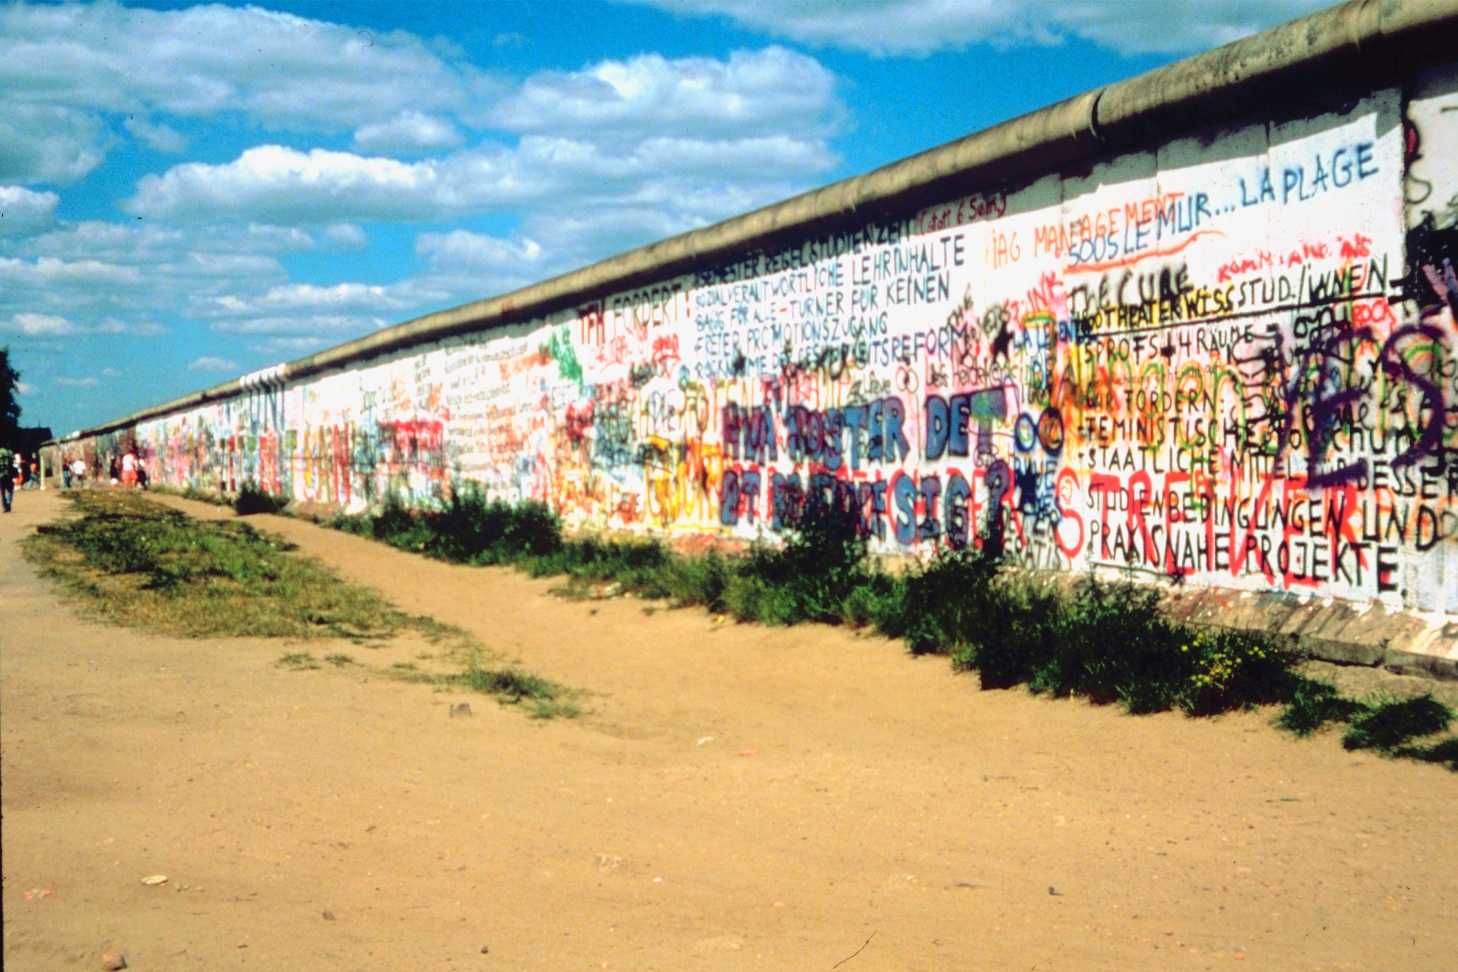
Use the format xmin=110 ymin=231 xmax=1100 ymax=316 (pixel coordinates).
xmin=56 ymin=33 xmax=1458 ymax=619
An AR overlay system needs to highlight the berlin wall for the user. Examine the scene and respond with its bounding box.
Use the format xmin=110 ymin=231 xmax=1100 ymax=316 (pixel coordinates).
xmin=56 ymin=5 xmax=1458 ymax=620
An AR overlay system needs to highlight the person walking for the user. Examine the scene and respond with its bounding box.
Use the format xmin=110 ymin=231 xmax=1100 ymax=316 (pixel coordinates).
xmin=0 ymin=445 xmax=15 ymax=512
xmin=121 ymin=449 xmax=138 ymax=488
xmin=71 ymin=456 xmax=86 ymax=488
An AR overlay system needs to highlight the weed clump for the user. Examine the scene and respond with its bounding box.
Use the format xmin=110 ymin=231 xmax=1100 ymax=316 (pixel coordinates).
xmin=340 ymin=486 xmax=564 ymax=565
xmin=235 ymin=480 xmax=287 ymax=515
xmin=722 ymin=502 xmax=875 ymax=625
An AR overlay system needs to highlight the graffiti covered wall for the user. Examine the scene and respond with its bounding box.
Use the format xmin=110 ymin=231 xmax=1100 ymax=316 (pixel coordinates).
xmin=77 ymin=66 xmax=1458 ymax=616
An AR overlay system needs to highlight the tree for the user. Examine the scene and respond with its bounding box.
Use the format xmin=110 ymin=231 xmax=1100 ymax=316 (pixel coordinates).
xmin=0 ymin=347 xmax=21 ymax=447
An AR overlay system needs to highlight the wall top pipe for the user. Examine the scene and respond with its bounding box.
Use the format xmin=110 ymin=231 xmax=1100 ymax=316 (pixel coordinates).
xmin=55 ymin=0 xmax=1458 ymax=445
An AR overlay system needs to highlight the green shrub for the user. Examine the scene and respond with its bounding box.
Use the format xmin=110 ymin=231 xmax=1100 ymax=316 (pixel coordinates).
xmin=660 ymin=550 xmax=730 ymax=612
xmin=723 ymin=570 xmax=803 ymax=625
xmin=965 ymin=573 xmax=1062 ymax=688
xmin=1174 ymin=628 xmax=1297 ymax=716
xmin=235 ymin=480 xmax=287 ymax=515
xmin=1276 ymin=676 xmax=1368 ymax=735
xmin=895 ymin=546 xmax=1004 ymax=655
xmin=725 ymin=501 xmax=871 ymax=624
xmin=840 ymin=570 xmax=907 ymax=631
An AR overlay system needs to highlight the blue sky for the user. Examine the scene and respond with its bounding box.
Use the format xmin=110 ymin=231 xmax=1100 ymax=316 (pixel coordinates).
xmin=1 ymin=0 xmax=1328 ymax=436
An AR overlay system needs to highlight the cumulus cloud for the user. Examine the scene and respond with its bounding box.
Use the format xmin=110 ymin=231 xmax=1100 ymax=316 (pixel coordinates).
xmin=0 ymin=186 xmax=60 ymax=237
xmin=212 ymin=313 xmax=390 ymax=335
xmin=491 ymin=47 xmax=840 ymax=139
xmin=416 ymin=230 xmax=543 ymax=271
xmin=249 ymin=335 xmax=332 ymax=354
xmin=0 ymin=2 xmax=500 ymax=130
xmin=322 ymin=223 xmax=368 ymax=250
xmin=2 ymin=312 xmax=77 ymax=336
xmin=631 ymin=0 xmax=1328 ymax=55
xmin=125 ymin=129 xmax=836 ymax=227
xmin=209 ymin=282 xmax=413 ymax=316
xmin=353 ymin=111 xmax=464 ymax=153
xmin=0 ymin=105 xmax=109 ymax=184
xmin=0 ymin=256 xmax=141 ymax=286
xmin=121 ymin=42 xmax=841 ymax=234
xmin=0 ymin=311 xmax=162 ymax=337
xmin=124 ymin=146 xmax=487 ymax=223
xmin=123 ymin=116 xmax=188 ymax=153
xmin=188 ymin=355 xmax=237 ymax=372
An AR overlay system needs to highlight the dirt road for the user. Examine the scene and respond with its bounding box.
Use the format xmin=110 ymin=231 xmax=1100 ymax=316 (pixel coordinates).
xmin=4 ymin=489 xmax=1456 ymax=970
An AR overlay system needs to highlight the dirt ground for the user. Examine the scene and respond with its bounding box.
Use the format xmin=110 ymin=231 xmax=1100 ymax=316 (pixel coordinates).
xmin=3 ymin=488 xmax=1456 ymax=971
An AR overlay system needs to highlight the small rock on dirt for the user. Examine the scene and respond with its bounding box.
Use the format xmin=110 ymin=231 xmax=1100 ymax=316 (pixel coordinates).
xmin=322 ymin=910 xmax=336 ymax=921
xmin=480 ymin=944 xmax=490 ymax=954
xmin=100 ymin=952 xmax=127 ymax=971
xmin=450 ymin=702 xmax=473 ymax=718
xmin=140 ymin=874 xmax=168 ymax=886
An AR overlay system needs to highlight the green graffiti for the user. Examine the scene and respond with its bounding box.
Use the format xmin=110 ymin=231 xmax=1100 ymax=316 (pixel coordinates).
xmin=544 ymin=326 xmax=583 ymax=386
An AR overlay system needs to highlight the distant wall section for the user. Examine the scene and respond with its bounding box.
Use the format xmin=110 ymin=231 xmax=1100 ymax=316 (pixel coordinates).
xmin=60 ymin=65 xmax=1458 ymax=616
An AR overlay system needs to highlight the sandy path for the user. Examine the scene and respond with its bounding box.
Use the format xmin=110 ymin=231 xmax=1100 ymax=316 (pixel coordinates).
xmin=3 ymin=488 xmax=1456 ymax=971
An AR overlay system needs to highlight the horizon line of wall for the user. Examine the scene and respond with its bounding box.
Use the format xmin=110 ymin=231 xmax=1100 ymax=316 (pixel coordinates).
xmin=49 ymin=1 xmax=1458 ymax=637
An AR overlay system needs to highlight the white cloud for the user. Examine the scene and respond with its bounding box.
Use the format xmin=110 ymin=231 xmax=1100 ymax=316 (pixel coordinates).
xmin=353 ymin=111 xmax=464 ymax=153
xmin=0 ymin=256 xmax=141 ymax=286
xmin=416 ymin=230 xmax=543 ymax=271
xmin=221 ymin=282 xmax=412 ymax=314
xmin=322 ymin=223 xmax=368 ymax=250
xmin=632 ymin=0 xmax=1328 ymax=55
xmin=124 ymin=146 xmax=472 ymax=223
xmin=0 ymin=2 xmax=501 ymax=130
xmin=188 ymin=356 xmax=237 ymax=372
xmin=0 ymin=105 xmax=108 ymax=184
xmin=249 ymin=335 xmax=331 ymax=354
xmin=126 ymin=129 xmax=836 ymax=228
xmin=212 ymin=313 xmax=391 ymax=336
xmin=57 ymin=376 xmax=99 ymax=387
xmin=92 ymin=317 xmax=165 ymax=336
xmin=0 ymin=311 xmax=161 ymax=337
xmin=123 ymin=116 xmax=188 ymax=153
xmin=101 ymin=367 xmax=122 ymax=377
xmin=15 ymin=381 xmax=35 ymax=396
xmin=0 ymin=186 xmax=60 ymax=237
xmin=123 ymin=45 xmax=842 ymax=232
xmin=3 ymin=312 xmax=77 ymax=336
xmin=491 ymin=47 xmax=840 ymax=138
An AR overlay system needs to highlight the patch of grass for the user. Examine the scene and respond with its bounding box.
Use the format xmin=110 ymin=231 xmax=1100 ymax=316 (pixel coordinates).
xmin=1275 ymin=677 xmax=1367 ymax=736
xmin=28 ymin=490 xmax=579 ymax=721
xmin=387 ymin=661 xmax=579 ymax=719
xmin=279 ymin=651 xmax=320 ymax=670
xmin=26 ymin=490 xmax=470 ymax=643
